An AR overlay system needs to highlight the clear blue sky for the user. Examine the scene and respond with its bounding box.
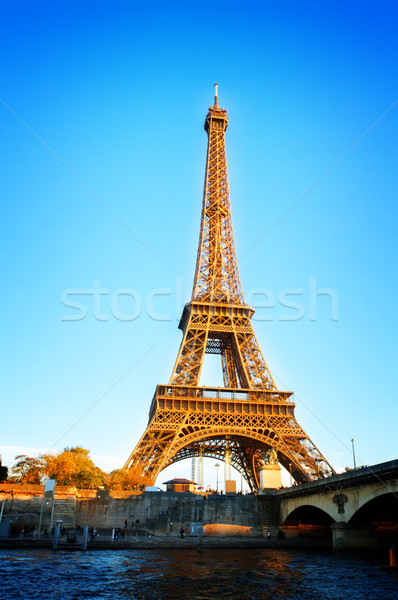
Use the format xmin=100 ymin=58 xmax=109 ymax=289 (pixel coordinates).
xmin=1 ymin=1 xmax=397 ymax=490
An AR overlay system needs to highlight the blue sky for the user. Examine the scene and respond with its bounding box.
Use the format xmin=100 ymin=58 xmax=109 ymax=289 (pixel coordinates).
xmin=1 ymin=1 xmax=397 ymax=490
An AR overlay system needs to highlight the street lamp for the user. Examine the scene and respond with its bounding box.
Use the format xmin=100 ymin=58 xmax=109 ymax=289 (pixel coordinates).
xmin=289 ymin=463 xmax=292 ymax=487
xmin=0 ymin=499 xmax=6 ymax=528
xmin=351 ymin=439 xmax=357 ymax=470
xmin=215 ymin=463 xmax=220 ymax=492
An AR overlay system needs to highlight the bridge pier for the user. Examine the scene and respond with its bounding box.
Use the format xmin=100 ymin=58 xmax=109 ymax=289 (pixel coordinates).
xmin=331 ymin=522 xmax=378 ymax=550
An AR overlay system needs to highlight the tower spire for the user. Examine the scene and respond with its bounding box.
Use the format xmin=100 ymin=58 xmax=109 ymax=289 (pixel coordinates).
xmin=192 ymin=88 xmax=244 ymax=304
xmin=214 ymin=82 xmax=219 ymax=107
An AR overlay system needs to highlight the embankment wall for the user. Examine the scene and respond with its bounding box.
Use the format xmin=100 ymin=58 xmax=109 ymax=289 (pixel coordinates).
xmin=0 ymin=485 xmax=279 ymax=535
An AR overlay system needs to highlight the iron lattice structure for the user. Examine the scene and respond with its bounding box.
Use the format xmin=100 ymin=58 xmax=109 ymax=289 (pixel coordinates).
xmin=124 ymin=88 xmax=335 ymax=489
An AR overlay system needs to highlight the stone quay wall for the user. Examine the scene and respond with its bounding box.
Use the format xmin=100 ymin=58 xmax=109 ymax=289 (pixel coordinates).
xmin=0 ymin=485 xmax=280 ymax=536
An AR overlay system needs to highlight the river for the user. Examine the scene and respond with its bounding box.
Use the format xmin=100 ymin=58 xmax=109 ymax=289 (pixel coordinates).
xmin=0 ymin=547 xmax=397 ymax=599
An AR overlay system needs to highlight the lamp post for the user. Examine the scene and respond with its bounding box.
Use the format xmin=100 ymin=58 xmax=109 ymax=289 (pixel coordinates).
xmin=215 ymin=463 xmax=220 ymax=493
xmin=351 ymin=439 xmax=357 ymax=470
xmin=49 ymin=495 xmax=55 ymax=535
xmin=0 ymin=499 xmax=6 ymax=528
xmin=289 ymin=463 xmax=292 ymax=487
xmin=38 ymin=497 xmax=44 ymax=539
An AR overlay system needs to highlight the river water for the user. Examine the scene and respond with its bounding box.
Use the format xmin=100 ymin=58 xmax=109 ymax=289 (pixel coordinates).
xmin=0 ymin=547 xmax=397 ymax=600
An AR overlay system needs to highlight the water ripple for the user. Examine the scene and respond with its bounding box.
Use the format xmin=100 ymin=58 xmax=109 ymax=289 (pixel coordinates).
xmin=0 ymin=548 xmax=396 ymax=600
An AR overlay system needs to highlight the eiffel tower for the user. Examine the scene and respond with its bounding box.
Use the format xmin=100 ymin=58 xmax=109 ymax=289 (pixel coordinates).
xmin=124 ymin=86 xmax=335 ymax=489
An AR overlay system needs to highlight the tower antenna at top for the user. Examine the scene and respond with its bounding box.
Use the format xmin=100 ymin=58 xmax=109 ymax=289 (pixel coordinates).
xmin=214 ymin=82 xmax=219 ymax=107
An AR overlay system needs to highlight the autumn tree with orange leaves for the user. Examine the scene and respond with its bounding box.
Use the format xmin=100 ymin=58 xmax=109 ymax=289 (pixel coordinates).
xmin=10 ymin=447 xmax=148 ymax=490
xmin=11 ymin=455 xmax=45 ymax=484
xmin=42 ymin=446 xmax=105 ymax=488
xmin=106 ymin=468 xmax=151 ymax=490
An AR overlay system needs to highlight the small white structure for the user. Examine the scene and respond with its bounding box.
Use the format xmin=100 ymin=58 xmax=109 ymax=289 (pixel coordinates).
xmin=259 ymin=447 xmax=281 ymax=490
xmin=259 ymin=463 xmax=282 ymax=490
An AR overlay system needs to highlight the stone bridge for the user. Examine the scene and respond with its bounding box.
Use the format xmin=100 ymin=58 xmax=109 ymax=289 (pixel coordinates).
xmin=276 ymin=459 xmax=398 ymax=549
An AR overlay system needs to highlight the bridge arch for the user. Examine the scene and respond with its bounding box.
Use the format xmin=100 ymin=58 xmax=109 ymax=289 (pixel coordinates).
xmin=281 ymin=501 xmax=335 ymax=526
xmin=348 ymin=491 xmax=398 ymax=546
xmin=281 ymin=504 xmax=335 ymax=540
xmin=349 ymin=482 xmax=398 ymax=516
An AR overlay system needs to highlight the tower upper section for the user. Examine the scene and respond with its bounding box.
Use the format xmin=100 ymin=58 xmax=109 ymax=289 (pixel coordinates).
xmin=191 ymin=88 xmax=245 ymax=305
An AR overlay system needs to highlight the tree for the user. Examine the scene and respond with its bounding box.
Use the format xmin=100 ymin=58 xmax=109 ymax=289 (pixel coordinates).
xmin=9 ymin=447 xmax=147 ymax=490
xmin=10 ymin=455 xmax=45 ymax=484
xmin=42 ymin=446 xmax=105 ymax=488
xmin=106 ymin=468 xmax=150 ymax=490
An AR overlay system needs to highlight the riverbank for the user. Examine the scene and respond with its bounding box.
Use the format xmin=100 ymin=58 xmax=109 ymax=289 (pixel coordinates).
xmin=0 ymin=534 xmax=332 ymax=551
